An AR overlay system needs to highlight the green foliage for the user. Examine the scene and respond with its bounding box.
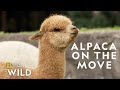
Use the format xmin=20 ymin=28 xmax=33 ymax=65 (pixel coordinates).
xmin=0 ymin=31 xmax=4 ymax=34
xmin=80 ymin=27 xmax=120 ymax=32
xmin=69 ymin=11 xmax=114 ymax=28
xmin=115 ymin=14 xmax=120 ymax=26
xmin=1 ymin=11 xmax=120 ymax=33
xmin=8 ymin=18 xmax=16 ymax=31
xmin=90 ymin=15 xmax=112 ymax=28
xmin=73 ymin=18 xmax=91 ymax=28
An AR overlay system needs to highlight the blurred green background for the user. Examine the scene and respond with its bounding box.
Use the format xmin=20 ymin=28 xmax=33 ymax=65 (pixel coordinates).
xmin=0 ymin=11 xmax=120 ymax=33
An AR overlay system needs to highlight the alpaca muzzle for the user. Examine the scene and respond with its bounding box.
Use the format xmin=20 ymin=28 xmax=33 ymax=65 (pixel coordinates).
xmin=70 ymin=28 xmax=79 ymax=36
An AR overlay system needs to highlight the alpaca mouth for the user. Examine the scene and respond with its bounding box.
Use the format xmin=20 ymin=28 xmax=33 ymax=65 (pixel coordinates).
xmin=70 ymin=32 xmax=78 ymax=35
xmin=70 ymin=29 xmax=78 ymax=35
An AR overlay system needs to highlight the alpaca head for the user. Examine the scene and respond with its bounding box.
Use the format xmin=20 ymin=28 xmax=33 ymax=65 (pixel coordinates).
xmin=30 ymin=14 xmax=79 ymax=49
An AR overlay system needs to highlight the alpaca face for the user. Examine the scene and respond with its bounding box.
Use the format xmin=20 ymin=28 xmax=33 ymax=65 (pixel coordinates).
xmin=48 ymin=24 xmax=78 ymax=48
xmin=30 ymin=15 xmax=79 ymax=48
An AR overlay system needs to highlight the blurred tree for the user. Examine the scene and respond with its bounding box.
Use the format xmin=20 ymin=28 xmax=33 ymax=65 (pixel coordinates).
xmin=110 ymin=11 xmax=120 ymax=26
xmin=91 ymin=14 xmax=109 ymax=27
xmin=2 ymin=11 xmax=120 ymax=32
xmin=15 ymin=11 xmax=31 ymax=32
xmin=90 ymin=11 xmax=111 ymax=27
xmin=103 ymin=11 xmax=120 ymax=26
xmin=1 ymin=11 xmax=7 ymax=32
xmin=68 ymin=11 xmax=92 ymax=28
xmin=30 ymin=11 xmax=68 ymax=30
xmin=68 ymin=11 xmax=114 ymax=28
xmin=92 ymin=11 xmax=102 ymax=16
xmin=7 ymin=11 xmax=68 ymax=32
xmin=6 ymin=11 xmax=31 ymax=32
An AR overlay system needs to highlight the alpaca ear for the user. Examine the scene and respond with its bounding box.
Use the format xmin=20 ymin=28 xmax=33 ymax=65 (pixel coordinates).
xmin=29 ymin=31 xmax=44 ymax=40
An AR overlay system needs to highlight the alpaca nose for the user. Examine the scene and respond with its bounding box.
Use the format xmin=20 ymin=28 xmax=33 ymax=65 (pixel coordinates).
xmin=71 ymin=26 xmax=77 ymax=30
xmin=71 ymin=26 xmax=79 ymax=34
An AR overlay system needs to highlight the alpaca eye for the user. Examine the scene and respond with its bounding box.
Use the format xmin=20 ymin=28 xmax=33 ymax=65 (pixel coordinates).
xmin=54 ymin=28 xmax=61 ymax=32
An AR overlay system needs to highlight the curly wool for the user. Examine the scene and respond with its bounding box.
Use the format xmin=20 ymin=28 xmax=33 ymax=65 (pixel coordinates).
xmin=0 ymin=41 xmax=39 ymax=68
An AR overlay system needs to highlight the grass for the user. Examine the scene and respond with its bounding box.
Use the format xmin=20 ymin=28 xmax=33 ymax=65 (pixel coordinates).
xmin=0 ymin=31 xmax=4 ymax=35
xmin=1 ymin=26 xmax=120 ymax=34
xmin=19 ymin=30 xmax=38 ymax=34
xmin=80 ymin=26 xmax=120 ymax=32
xmin=0 ymin=30 xmax=38 ymax=35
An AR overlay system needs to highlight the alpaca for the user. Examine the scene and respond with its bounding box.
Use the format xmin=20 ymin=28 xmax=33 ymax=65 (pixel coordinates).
xmin=0 ymin=14 xmax=78 ymax=79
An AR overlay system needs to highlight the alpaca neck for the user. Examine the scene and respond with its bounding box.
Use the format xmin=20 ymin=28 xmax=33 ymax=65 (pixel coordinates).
xmin=38 ymin=41 xmax=66 ymax=79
